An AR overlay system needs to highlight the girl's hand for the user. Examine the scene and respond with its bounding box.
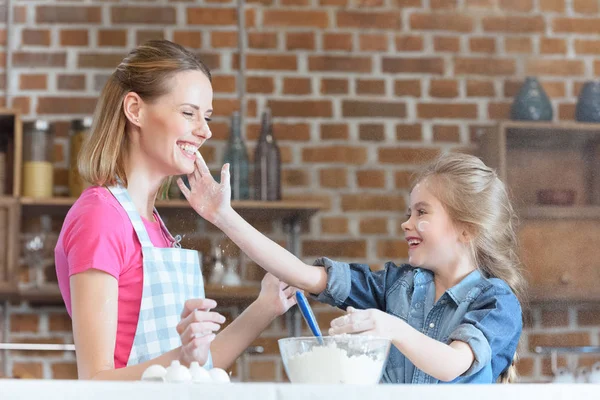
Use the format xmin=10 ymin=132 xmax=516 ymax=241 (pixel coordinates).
xmin=329 ymin=307 xmax=400 ymax=340
xmin=177 ymin=152 xmax=231 ymax=225
xmin=176 ymin=298 xmax=226 ymax=366
xmin=257 ymin=273 xmax=298 ymax=319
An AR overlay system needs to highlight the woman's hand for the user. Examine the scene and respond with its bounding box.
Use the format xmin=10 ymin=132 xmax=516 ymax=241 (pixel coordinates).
xmin=257 ymin=273 xmax=298 ymax=319
xmin=178 ymin=152 xmax=231 ymax=225
xmin=329 ymin=307 xmax=401 ymax=340
xmin=176 ymin=298 xmax=226 ymax=367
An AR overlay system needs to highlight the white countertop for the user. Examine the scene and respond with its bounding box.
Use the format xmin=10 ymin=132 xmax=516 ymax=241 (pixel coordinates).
xmin=1 ymin=380 xmax=599 ymax=400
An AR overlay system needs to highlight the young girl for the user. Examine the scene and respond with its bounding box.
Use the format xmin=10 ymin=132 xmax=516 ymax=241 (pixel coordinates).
xmin=179 ymin=152 xmax=525 ymax=384
xmin=54 ymin=40 xmax=296 ymax=380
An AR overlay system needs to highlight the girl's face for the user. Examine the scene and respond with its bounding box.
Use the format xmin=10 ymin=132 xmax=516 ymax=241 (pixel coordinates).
xmin=400 ymin=179 xmax=468 ymax=271
xmin=136 ymin=70 xmax=213 ymax=177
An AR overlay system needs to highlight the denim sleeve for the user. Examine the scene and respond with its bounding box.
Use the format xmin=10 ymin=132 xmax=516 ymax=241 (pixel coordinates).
xmin=448 ymin=287 xmax=523 ymax=377
xmin=309 ymin=257 xmax=388 ymax=310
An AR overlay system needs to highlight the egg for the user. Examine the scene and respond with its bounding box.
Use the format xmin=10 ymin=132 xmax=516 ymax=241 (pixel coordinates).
xmin=141 ymin=364 xmax=167 ymax=382
xmin=208 ymin=368 xmax=230 ymax=383
xmin=165 ymin=360 xmax=192 ymax=383
xmin=189 ymin=362 xmax=212 ymax=383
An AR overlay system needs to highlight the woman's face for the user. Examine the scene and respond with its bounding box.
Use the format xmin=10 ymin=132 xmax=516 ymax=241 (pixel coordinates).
xmin=137 ymin=70 xmax=213 ymax=177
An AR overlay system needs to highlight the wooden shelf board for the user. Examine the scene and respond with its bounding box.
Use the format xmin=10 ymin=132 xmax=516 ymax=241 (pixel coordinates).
xmin=528 ymin=287 xmax=600 ymax=303
xmin=519 ymin=206 xmax=600 ymax=220
xmin=0 ymin=284 xmax=260 ymax=305
xmin=500 ymin=121 xmax=600 ymax=132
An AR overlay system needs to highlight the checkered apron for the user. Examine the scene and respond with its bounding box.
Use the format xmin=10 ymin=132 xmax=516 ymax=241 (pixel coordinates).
xmin=107 ymin=185 xmax=213 ymax=369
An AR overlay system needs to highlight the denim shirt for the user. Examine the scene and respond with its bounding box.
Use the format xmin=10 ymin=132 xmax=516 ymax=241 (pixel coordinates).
xmin=311 ymin=257 xmax=523 ymax=384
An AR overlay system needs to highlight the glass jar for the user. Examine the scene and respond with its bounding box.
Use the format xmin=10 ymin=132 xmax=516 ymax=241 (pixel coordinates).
xmin=68 ymin=117 xmax=92 ymax=198
xmin=22 ymin=120 xmax=54 ymax=198
xmin=0 ymin=132 xmax=6 ymax=196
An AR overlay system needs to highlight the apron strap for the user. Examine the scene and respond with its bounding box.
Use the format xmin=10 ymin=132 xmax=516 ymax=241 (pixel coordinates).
xmin=107 ymin=185 xmax=154 ymax=248
xmin=153 ymin=207 xmax=183 ymax=249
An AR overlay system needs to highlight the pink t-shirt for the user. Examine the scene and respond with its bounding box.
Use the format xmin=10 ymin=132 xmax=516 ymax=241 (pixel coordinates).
xmin=55 ymin=186 xmax=171 ymax=368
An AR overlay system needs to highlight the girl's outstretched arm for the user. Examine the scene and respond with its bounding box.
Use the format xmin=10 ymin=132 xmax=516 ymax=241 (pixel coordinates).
xmin=178 ymin=155 xmax=327 ymax=294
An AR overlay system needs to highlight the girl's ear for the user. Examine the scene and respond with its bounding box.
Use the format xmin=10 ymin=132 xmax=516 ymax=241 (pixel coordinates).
xmin=123 ymin=92 xmax=143 ymax=127
xmin=459 ymin=223 xmax=477 ymax=244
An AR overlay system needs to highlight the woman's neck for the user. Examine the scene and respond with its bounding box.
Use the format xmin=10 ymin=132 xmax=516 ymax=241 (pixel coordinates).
xmin=432 ymin=253 xmax=476 ymax=301
xmin=124 ymin=151 xmax=165 ymax=221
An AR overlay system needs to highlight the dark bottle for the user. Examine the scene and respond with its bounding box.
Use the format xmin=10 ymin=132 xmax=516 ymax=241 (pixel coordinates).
xmin=253 ymin=108 xmax=281 ymax=201
xmin=223 ymin=111 xmax=250 ymax=200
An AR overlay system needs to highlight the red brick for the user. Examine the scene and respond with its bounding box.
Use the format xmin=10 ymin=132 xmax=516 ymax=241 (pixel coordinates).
xmin=359 ymin=33 xmax=389 ymax=52
xmin=410 ymin=13 xmax=473 ymax=32
xmin=504 ymin=37 xmax=532 ymax=53
xmin=377 ymin=240 xmax=409 ymax=258
xmin=396 ymin=35 xmax=424 ymax=51
xmin=378 ymin=147 xmax=440 ymax=164
xmin=320 ymin=168 xmax=348 ymax=188
xmin=526 ymin=59 xmax=584 ymax=76
xmin=396 ymin=124 xmax=422 ymax=141
xmin=60 ymin=29 xmax=88 ymax=46
xmin=394 ymin=0 xmax=422 ymax=5
xmin=19 ymin=74 xmax=47 ymax=90
xmin=573 ymin=0 xmax=598 ymax=13
xmin=394 ymin=80 xmax=421 ymax=97
xmin=242 ymin=54 xmax=297 ymax=71
xmin=211 ymin=31 xmax=237 ymax=48
xmin=13 ymin=6 xmax=27 ymax=23
xmin=577 ymin=308 xmax=600 ymax=326
xmin=187 ymin=7 xmax=237 ymax=25
xmin=246 ymin=76 xmax=274 ymax=94
xmin=467 ymin=80 xmax=495 ymax=97
xmin=467 ymin=0 xmax=494 ymax=6
xmin=98 ymin=29 xmax=127 ymax=47
xmin=111 ymin=7 xmax=175 ymax=24
xmin=454 ymin=58 xmax=516 ymax=75
xmin=49 ymin=313 xmax=72 ymax=332
xmin=269 ymin=100 xmax=332 ymax=118
xmin=418 ymin=103 xmax=477 ymax=119
xmin=540 ymin=38 xmax=566 ymax=54
xmin=173 ymin=31 xmax=203 ymax=49
xmin=359 ymin=124 xmax=385 ymax=141
xmin=321 ymin=78 xmax=348 ymax=94
xmin=433 ymin=125 xmax=461 ymax=142
xmin=336 ymin=11 xmax=401 ymax=29
xmin=431 ymin=0 xmax=457 ymax=8
xmin=13 ymin=52 xmax=66 ymax=67
xmin=434 ymin=36 xmax=460 ymax=52
xmin=515 ymin=357 xmax=534 ymax=377
xmin=303 ymin=146 xmax=367 ymax=164
xmin=321 ymin=217 xmax=349 ymax=234
xmin=282 ymin=169 xmax=309 ymax=187
xmin=36 ymin=6 xmax=101 ymax=23
xmin=504 ymin=80 xmax=565 ymax=98
xmin=22 ymin=29 xmax=51 ymax=46
xmin=38 ymin=97 xmax=97 ymax=115
xmin=321 ymin=124 xmax=348 ymax=140
xmin=13 ymin=97 xmax=30 ymax=114
xmin=136 ymin=31 xmax=164 ymax=45
xmin=269 ymin=124 xmax=310 ymax=141
xmin=264 ymin=10 xmax=329 ymax=28
xmin=500 ymin=0 xmax=533 ymax=11
xmin=10 ymin=314 xmax=39 ymax=332
xmin=248 ymin=32 xmax=278 ymax=49
xmin=395 ymin=170 xmax=414 ymax=188
xmin=212 ymin=75 xmax=236 ymax=93
xmin=342 ymin=100 xmax=406 ymax=118
xmin=430 ymin=79 xmax=459 ymax=98
xmin=356 ymin=169 xmax=386 ymax=187
xmin=356 ymin=79 xmax=385 ymax=95
xmin=283 ymin=77 xmax=312 ymax=95
xmin=383 ymin=57 xmax=444 ymax=74
xmin=286 ymin=32 xmax=315 ymax=50
xmin=13 ymin=363 xmax=43 ymax=379
xmin=52 ymin=363 xmax=78 ymax=380
xmin=483 ymin=16 xmax=545 ymax=33
xmin=309 ymin=56 xmax=371 ymax=73
xmin=469 ymin=37 xmax=496 ymax=53
xmin=574 ymin=39 xmax=600 ymax=54
xmin=303 ymin=240 xmax=366 ymax=258
xmin=558 ymin=103 xmax=575 ymax=120
xmin=78 ymin=53 xmax=123 ymax=68
xmin=553 ymin=17 xmax=600 ymax=34
xmin=540 ymin=308 xmax=569 ymax=327
xmin=320 ymin=0 xmax=348 ymax=4
xmin=539 ymin=0 xmax=565 ymax=11
xmin=529 ymin=332 xmax=591 ymax=351
xmin=323 ymin=33 xmax=353 ymax=51
xmin=488 ymin=102 xmax=511 ymax=119
xmin=360 ymin=218 xmax=388 ymax=234
xmin=342 ymin=194 xmax=405 ymax=211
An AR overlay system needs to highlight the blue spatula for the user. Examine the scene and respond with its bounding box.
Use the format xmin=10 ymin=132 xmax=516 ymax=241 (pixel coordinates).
xmin=295 ymin=291 xmax=324 ymax=345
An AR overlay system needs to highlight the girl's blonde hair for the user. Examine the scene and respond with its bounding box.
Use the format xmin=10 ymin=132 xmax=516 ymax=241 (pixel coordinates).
xmin=413 ymin=152 xmax=526 ymax=384
xmin=78 ymin=40 xmax=211 ymax=192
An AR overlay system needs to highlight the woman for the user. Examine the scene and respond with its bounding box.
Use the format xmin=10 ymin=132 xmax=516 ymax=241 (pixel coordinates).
xmin=54 ymin=40 xmax=296 ymax=380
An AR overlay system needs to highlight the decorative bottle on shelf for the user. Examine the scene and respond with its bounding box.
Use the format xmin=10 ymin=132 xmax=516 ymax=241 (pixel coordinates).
xmin=253 ymin=108 xmax=281 ymax=201
xmin=510 ymin=77 xmax=553 ymax=121
xmin=222 ymin=111 xmax=250 ymax=200
xmin=575 ymin=81 xmax=600 ymax=123
xmin=22 ymin=120 xmax=54 ymax=198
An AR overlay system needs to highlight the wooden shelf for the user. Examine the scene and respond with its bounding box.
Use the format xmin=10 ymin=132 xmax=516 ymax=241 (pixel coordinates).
xmin=528 ymin=286 xmax=600 ymax=303
xmin=519 ymin=206 xmax=600 ymax=220
xmin=2 ymin=284 xmax=260 ymax=306
xmin=18 ymin=197 xmax=323 ymax=221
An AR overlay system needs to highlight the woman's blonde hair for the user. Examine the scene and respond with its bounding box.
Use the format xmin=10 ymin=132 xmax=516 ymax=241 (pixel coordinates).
xmin=412 ymin=152 xmax=526 ymax=384
xmin=78 ymin=39 xmax=211 ymax=193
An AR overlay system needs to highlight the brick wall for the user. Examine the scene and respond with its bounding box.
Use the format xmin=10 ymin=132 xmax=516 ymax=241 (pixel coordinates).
xmin=1 ymin=0 xmax=599 ymax=382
